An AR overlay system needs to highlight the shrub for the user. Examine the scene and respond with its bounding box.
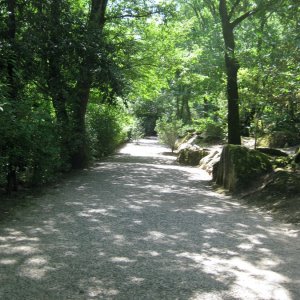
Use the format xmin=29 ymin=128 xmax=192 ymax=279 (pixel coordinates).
xmin=155 ymin=116 xmax=183 ymax=152
xmin=129 ymin=118 xmax=145 ymax=142
xmin=195 ymin=118 xmax=224 ymax=142
xmin=87 ymin=104 xmax=129 ymax=158
xmin=0 ymin=105 xmax=62 ymax=190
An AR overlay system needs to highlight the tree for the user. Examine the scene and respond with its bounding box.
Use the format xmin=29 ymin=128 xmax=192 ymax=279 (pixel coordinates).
xmin=70 ymin=0 xmax=108 ymax=168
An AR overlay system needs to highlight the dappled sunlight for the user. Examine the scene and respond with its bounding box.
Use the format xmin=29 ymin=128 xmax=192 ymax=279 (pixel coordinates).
xmin=19 ymin=256 xmax=55 ymax=280
xmin=78 ymin=277 xmax=120 ymax=298
xmin=119 ymin=138 xmax=173 ymax=159
xmin=0 ymin=138 xmax=299 ymax=299
xmin=176 ymin=252 xmax=291 ymax=300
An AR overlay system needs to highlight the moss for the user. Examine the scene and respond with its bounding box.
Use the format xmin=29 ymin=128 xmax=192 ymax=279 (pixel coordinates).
xmin=215 ymin=145 xmax=272 ymax=192
xmin=229 ymin=144 xmax=272 ymax=181
xmin=257 ymin=136 xmax=269 ymax=147
xmin=178 ymin=148 xmax=209 ymax=166
xmin=174 ymin=133 xmax=194 ymax=150
xmin=258 ymin=131 xmax=300 ymax=148
xmin=272 ymin=157 xmax=291 ymax=169
xmin=256 ymin=147 xmax=288 ymax=157
xmin=266 ymin=170 xmax=300 ymax=194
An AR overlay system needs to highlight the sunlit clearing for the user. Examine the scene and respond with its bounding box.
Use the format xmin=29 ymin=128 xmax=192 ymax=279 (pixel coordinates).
xmin=119 ymin=139 xmax=173 ymax=158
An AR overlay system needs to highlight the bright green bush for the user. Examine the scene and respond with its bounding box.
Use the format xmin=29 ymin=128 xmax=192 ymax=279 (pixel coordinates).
xmin=155 ymin=116 xmax=183 ymax=152
xmin=129 ymin=118 xmax=145 ymax=142
xmin=194 ymin=118 xmax=225 ymax=142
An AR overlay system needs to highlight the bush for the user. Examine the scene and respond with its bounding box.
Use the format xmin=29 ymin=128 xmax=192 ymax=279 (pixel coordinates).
xmin=193 ymin=118 xmax=224 ymax=142
xmin=129 ymin=118 xmax=145 ymax=142
xmin=87 ymin=104 xmax=129 ymax=158
xmin=0 ymin=105 xmax=62 ymax=190
xmin=155 ymin=116 xmax=183 ymax=152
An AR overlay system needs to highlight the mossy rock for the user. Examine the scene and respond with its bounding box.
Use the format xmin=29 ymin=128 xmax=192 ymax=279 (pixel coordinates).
xmin=271 ymin=156 xmax=292 ymax=169
xmin=175 ymin=133 xmax=193 ymax=150
xmin=199 ymin=150 xmax=221 ymax=174
xmin=271 ymin=131 xmax=300 ymax=147
xmin=214 ymin=145 xmax=273 ymax=192
xmin=295 ymin=149 xmax=300 ymax=164
xmin=177 ymin=147 xmax=209 ymax=166
xmin=175 ymin=133 xmax=203 ymax=150
xmin=256 ymin=147 xmax=288 ymax=157
xmin=265 ymin=170 xmax=300 ymax=195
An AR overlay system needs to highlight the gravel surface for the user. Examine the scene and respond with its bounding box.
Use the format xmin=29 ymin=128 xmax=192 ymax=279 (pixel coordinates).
xmin=0 ymin=138 xmax=299 ymax=300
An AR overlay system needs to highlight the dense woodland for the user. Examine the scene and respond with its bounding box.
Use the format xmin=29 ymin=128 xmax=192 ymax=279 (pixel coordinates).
xmin=0 ymin=0 xmax=299 ymax=193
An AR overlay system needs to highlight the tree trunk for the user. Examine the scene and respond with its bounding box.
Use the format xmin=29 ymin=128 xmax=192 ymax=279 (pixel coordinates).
xmin=219 ymin=0 xmax=241 ymax=145
xmin=48 ymin=0 xmax=71 ymax=166
xmin=182 ymin=88 xmax=192 ymax=124
xmin=70 ymin=0 xmax=108 ymax=168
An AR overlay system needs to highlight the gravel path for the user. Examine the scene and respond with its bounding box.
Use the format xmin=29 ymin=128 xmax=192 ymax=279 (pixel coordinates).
xmin=0 ymin=138 xmax=299 ymax=300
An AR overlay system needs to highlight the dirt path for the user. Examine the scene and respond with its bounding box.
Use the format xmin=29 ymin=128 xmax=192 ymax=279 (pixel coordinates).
xmin=0 ymin=138 xmax=299 ymax=300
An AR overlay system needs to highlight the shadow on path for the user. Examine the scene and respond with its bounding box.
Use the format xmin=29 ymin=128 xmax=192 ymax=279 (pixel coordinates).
xmin=0 ymin=139 xmax=299 ymax=299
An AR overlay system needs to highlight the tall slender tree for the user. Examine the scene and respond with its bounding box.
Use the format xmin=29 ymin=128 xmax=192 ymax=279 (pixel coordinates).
xmin=219 ymin=0 xmax=258 ymax=145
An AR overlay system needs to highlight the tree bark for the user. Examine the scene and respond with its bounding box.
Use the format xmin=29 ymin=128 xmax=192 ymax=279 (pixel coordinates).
xmin=219 ymin=0 xmax=241 ymax=145
xmin=48 ymin=0 xmax=71 ymax=165
xmin=70 ymin=0 xmax=108 ymax=169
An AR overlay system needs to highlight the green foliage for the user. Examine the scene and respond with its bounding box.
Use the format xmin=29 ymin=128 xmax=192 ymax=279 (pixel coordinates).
xmin=155 ymin=116 xmax=183 ymax=152
xmin=193 ymin=118 xmax=225 ymax=142
xmin=87 ymin=103 xmax=129 ymax=158
xmin=129 ymin=118 xmax=145 ymax=142
xmin=0 ymin=103 xmax=61 ymax=188
xmin=0 ymin=0 xmax=299 ymax=193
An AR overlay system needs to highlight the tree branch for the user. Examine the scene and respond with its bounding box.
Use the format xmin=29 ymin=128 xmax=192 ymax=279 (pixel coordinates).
xmin=231 ymin=9 xmax=257 ymax=28
xmin=187 ymin=2 xmax=206 ymax=29
xmin=107 ymin=11 xmax=155 ymax=20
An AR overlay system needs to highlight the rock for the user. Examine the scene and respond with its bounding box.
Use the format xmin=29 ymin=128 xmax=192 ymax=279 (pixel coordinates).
xmin=212 ymin=161 xmax=219 ymax=181
xmin=175 ymin=133 xmax=193 ymax=150
xmin=256 ymin=147 xmax=288 ymax=157
xmin=213 ymin=144 xmax=273 ymax=192
xmin=177 ymin=145 xmax=209 ymax=166
xmin=295 ymin=149 xmax=300 ymax=164
xmin=265 ymin=170 xmax=300 ymax=195
xmin=258 ymin=131 xmax=300 ymax=148
xmin=177 ymin=134 xmax=203 ymax=152
xmin=199 ymin=150 xmax=221 ymax=174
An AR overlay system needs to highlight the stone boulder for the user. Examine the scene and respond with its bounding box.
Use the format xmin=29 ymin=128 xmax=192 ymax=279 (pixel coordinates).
xmin=256 ymin=147 xmax=288 ymax=157
xmin=258 ymin=131 xmax=300 ymax=148
xmin=177 ymin=145 xmax=209 ymax=166
xmin=199 ymin=150 xmax=221 ymax=174
xmin=177 ymin=134 xmax=203 ymax=152
xmin=295 ymin=148 xmax=300 ymax=164
xmin=213 ymin=145 xmax=273 ymax=192
xmin=264 ymin=169 xmax=300 ymax=195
